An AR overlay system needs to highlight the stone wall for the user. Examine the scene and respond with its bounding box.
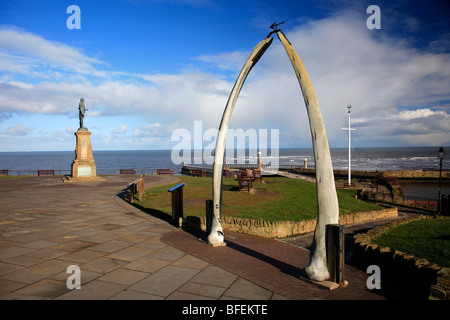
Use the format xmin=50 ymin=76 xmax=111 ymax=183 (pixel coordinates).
xmin=184 ymin=207 xmax=398 ymax=239
xmin=353 ymin=215 xmax=450 ymax=300
xmin=292 ymin=168 xmax=450 ymax=180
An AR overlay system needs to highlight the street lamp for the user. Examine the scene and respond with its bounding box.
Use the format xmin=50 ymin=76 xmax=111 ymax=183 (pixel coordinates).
xmin=347 ymin=105 xmax=352 ymax=186
xmin=342 ymin=105 xmax=356 ymax=187
xmin=438 ymin=146 xmax=445 ymax=214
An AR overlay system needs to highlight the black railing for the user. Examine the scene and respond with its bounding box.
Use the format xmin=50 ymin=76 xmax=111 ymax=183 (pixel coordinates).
xmin=361 ymin=190 xmax=438 ymax=212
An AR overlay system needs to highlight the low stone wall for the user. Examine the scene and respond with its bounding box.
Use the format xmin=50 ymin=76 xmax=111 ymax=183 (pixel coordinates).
xmin=292 ymin=168 xmax=450 ymax=180
xmin=353 ymin=215 xmax=450 ymax=300
xmin=184 ymin=207 xmax=398 ymax=239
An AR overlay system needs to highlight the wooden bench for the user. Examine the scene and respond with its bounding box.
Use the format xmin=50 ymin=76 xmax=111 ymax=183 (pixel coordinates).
xmin=190 ymin=169 xmax=206 ymax=177
xmin=127 ymin=175 xmax=145 ymax=203
xmin=120 ymin=169 xmax=136 ymax=174
xmin=0 ymin=170 xmax=8 ymax=176
xmin=253 ymin=169 xmax=263 ymax=183
xmin=38 ymin=170 xmax=54 ymax=176
xmin=223 ymin=169 xmax=236 ymax=178
xmin=157 ymin=169 xmax=173 ymax=176
xmin=237 ymin=174 xmax=252 ymax=192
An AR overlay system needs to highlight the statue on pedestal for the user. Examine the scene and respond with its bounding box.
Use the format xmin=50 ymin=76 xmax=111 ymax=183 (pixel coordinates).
xmin=65 ymin=97 xmax=105 ymax=182
xmin=78 ymin=98 xmax=88 ymax=130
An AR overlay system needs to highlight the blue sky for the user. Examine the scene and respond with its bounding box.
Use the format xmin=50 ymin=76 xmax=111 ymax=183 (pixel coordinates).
xmin=0 ymin=0 xmax=449 ymax=151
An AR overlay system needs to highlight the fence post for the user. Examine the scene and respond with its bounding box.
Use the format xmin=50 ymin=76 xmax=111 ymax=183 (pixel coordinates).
xmin=206 ymin=199 xmax=213 ymax=236
xmin=139 ymin=175 xmax=144 ymax=201
xmin=326 ymin=224 xmax=345 ymax=285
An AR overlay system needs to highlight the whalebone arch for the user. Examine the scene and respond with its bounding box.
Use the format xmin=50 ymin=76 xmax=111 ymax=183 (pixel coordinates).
xmin=208 ymin=29 xmax=339 ymax=282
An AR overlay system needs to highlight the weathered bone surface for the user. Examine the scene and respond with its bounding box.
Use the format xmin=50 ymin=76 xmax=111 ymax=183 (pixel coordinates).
xmin=277 ymin=31 xmax=339 ymax=281
xmin=208 ymin=37 xmax=273 ymax=246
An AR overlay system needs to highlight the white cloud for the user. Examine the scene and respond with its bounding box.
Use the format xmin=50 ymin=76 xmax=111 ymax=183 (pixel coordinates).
xmin=195 ymin=51 xmax=250 ymax=71
xmin=7 ymin=123 xmax=33 ymax=136
xmin=112 ymin=124 xmax=128 ymax=134
xmin=0 ymin=27 xmax=106 ymax=78
xmin=215 ymin=12 xmax=450 ymax=147
xmin=1 ymin=11 xmax=450 ymax=150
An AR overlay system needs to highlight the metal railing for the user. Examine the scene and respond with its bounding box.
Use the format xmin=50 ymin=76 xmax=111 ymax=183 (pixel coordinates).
xmin=0 ymin=168 xmax=158 ymax=176
xmin=361 ymin=190 xmax=438 ymax=212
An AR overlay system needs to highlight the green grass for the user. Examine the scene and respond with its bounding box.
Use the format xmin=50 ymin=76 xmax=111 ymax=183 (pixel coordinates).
xmin=372 ymin=218 xmax=450 ymax=267
xmin=134 ymin=175 xmax=383 ymax=222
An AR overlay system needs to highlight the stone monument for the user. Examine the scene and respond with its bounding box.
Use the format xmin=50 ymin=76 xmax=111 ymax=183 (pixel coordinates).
xmin=65 ymin=98 xmax=105 ymax=182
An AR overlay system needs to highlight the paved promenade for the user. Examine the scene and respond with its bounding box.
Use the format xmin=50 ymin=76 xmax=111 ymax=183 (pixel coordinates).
xmin=0 ymin=174 xmax=390 ymax=300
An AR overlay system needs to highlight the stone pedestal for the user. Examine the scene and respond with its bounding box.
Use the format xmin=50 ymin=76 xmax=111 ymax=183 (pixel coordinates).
xmin=65 ymin=129 xmax=105 ymax=182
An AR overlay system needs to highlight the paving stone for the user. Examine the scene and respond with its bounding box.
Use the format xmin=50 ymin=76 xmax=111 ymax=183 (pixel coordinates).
xmin=14 ymin=279 xmax=69 ymax=299
xmin=166 ymin=291 xmax=216 ymax=300
xmin=88 ymin=240 xmax=134 ymax=253
xmin=189 ymin=265 xmax=238 ymax=288
xmin=98 ymin=268 xmax=149 ymax=286
xmin=0 ymin=246 xmax=36 ymax=260
xmin=55 ymin=280 xmax=127 ymax=300
xmin=147 ymin=246 xmax=186 ymax=262
xmin=177 ymin=281 xmax=227 ymax=299
xmin=0 ymin=261 xmax=26 ymax=276
xmin=24 ymin=248 xmax=68 ymax=260
xmin=50 ymin=240 xmax=97 ymax=252
xmin=109 ymin=290 xmax=164 ymax=300
xmin=4 ymin=255 xmax=45 ymax=267
xmin=28 ymin=259 xmax=72 ymax=275
xmin=129 ymin=265 xmax=200 ymax=297
xmin=222 ymin=278 xmax=273 ymax=300
xmin=122 ymin=256 xmax=170 ymax=274
xmin=170 ymin=254 xmax=210 ymax=270
xmin=20 ymin=240 xmax=58 ymax=250
xmin=2 ymin=268 xmax=50 ymax=284
xmin=0 ymin=278 xmax=27 ymax=295
xmin=81 ymin=257 xmax=127 ymax=274
xmin=106 ymin=246 xmax=154 ymax=262
xmin=116 ymin=233 xmax=154 ymax=243
xmin=56 ymin=249 xmax=106 ymax=264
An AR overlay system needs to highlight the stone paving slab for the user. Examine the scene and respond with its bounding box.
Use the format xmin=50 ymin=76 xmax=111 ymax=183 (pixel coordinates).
xmin=2 ymin=173 xmax=423 ymax=304
xmin=0 ymin=174 xmax=289 ymax=301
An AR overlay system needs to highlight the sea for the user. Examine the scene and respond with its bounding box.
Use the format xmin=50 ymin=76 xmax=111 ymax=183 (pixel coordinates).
xmin=1 ymin=147 xmax=449 ymax=198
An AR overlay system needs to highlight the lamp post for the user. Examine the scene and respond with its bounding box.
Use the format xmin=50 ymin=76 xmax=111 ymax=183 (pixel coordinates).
xmin=347 ymin=105 xmax=352 ymax=186
xmin=341 ymin=105 xmax=355 ymax=186
xmin=342 ymin=104 xmax=356 ymax=187
xmin=438 ymin=146 xmax=445 ymax=214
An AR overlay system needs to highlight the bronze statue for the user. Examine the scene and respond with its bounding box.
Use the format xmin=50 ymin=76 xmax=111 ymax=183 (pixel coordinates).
xmin=78 ymin=98 xmax=88 ymax=129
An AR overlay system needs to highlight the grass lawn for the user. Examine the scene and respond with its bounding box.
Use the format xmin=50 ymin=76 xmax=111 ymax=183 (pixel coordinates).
xmin=134 ymin=175 xmax=383 ymax=222
xmin=371 ymin=218 xmax=450 ymax=267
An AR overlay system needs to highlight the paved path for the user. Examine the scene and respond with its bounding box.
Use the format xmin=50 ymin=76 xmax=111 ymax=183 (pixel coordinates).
xmin=0 ymin=174 xmax=403 ymax=300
